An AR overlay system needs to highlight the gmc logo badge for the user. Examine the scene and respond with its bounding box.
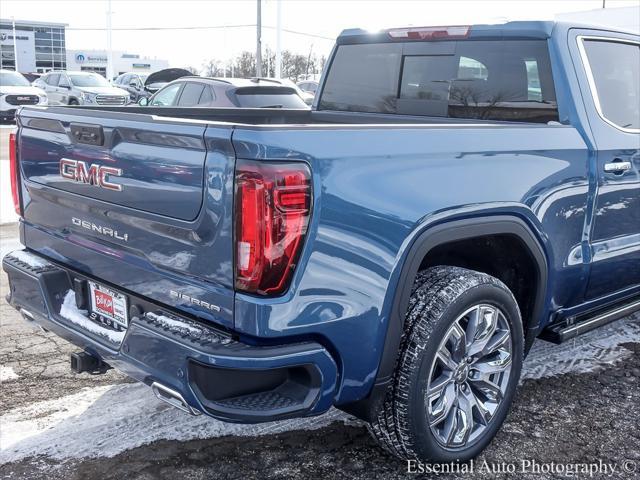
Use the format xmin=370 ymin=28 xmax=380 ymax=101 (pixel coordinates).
xmin=59 ymin=158 xmax=123 ymax=192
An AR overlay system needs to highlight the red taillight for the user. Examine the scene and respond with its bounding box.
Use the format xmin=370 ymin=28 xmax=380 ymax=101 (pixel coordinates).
xmin=387 ymin=26 xmax=470 ymax=40
xmin=235 ymin=160 xmax=311 ymax=295
xmin=9 ymin=132 xmax=22 ymax=216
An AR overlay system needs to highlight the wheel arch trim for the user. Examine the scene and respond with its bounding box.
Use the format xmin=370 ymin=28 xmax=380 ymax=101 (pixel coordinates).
xmin=377 ymin=214 xmax=549 ymax=386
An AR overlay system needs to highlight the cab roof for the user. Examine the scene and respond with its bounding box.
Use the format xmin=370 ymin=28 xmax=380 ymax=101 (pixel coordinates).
xmin=336 ymin=20 xmax=637 ymax=44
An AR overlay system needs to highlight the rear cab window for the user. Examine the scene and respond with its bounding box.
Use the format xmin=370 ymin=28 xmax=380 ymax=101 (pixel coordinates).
xmin=319 ymin=37 xmax=559 ymax=123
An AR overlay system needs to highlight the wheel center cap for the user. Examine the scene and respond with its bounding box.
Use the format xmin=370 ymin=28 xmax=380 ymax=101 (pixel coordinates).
xmin=454 ymin=364 xmax=469 ymax=384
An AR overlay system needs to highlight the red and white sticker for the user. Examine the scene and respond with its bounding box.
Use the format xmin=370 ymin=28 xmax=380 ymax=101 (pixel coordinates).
xmin=89 ymin=282 xmax=128 ymax=328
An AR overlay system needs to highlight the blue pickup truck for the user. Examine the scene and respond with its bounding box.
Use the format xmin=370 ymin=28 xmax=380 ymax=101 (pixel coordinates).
xmin=4 ymin=21 xmax=639 ymax=462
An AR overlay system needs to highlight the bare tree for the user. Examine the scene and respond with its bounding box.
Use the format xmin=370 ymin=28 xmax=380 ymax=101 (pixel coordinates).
xmin=202 ymin=50 xmax=324 ymax=80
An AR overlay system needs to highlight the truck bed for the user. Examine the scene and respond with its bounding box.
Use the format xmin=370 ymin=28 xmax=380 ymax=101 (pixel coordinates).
xmin=57 ymin=105 xmax=550 ymax=126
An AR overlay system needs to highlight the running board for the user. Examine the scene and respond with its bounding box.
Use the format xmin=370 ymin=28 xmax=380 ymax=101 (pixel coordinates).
xmin=540 ymin=297 xmax=640 ymax=344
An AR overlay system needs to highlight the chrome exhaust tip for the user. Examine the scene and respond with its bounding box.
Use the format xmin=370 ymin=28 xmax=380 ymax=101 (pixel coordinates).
xmin=151 ymin=382 xmax=201 ymax=416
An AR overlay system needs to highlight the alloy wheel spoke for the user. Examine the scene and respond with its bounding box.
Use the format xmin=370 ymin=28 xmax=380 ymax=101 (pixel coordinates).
xmin=469 ymin=377 xmax=504 ymax=402
xmin=464 ymin=306 xmax=481 ymax=351
xmin=454 ymin=391 xmax=474 ymax=445
xmin=429 ymin=382 xmax=457 ymax=427
xmin=436 ymin=347 xmax=458 ymax=371
xmin=472 ymin=351 xmax=512 ymax=376
xmin=462 ymin=383 xmax=492 ymax=426
xmin=442 ymin=402 xmax=460 ymax=445
xmin=467 ymin=307 xmax=498 ymax=357
xmin=427 ymin=372 xmax=453 ymax=400
xmin=483 ymin=329 xmax=511 ymax=356
xmin=449 ymin=323 xmax=467 ymax=362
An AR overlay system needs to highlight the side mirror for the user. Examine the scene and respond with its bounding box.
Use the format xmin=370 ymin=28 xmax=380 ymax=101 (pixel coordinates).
xmin=138 ymin=97 xmax=149 ymax=106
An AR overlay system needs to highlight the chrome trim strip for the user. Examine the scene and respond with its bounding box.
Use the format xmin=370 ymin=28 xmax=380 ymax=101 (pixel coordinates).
xmin=562 ymin=298 xmax=640 ymax=336
xmin=576 ymin=34 xmax=640 ymax=134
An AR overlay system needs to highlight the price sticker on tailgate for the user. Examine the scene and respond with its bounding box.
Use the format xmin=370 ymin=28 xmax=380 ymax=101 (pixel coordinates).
xmin=89 ymin=282 xmax=128 ymax=328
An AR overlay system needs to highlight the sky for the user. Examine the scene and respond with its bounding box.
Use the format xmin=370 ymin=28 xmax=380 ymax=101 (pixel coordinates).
xmin=1 ymin=0 xmax=638 ymax=71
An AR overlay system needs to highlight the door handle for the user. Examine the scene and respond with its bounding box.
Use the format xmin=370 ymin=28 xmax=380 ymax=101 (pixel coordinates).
xmin=604 ymin=160 xmax=632 ymax=174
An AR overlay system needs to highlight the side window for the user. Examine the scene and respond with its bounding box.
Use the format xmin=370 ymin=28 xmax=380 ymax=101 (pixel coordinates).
xmin=121 ymin=74 xmax=132 ymax=85
xmin=198 ymin=86 xmax=214 ymax=105
xmin=150 ymin=82 xmax=183 ymax=106
xmin=47 ymin=73 xmax=60 ymax=86
xmin=58 ymin=75 xmax=70 ymax=87
xmin=581 ymin=38 xmax=640 ymax=131
xmin=177 ymin=82 xmax=205 ymax=107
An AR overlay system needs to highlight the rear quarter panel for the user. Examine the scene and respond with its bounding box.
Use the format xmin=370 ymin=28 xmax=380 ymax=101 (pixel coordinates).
xmin=232 ymin=124 xmax=589 ymax=404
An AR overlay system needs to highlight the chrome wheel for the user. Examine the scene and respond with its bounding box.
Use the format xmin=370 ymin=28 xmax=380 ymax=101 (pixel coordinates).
xmin=426 ymin=303 xmax=513 ymax=449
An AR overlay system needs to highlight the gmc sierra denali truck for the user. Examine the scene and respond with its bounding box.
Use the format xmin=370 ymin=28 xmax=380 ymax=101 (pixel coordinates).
xmin=4 ymin=21 xmax=639 ymax=462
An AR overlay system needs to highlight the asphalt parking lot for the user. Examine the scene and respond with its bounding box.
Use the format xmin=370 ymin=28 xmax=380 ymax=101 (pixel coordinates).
xmin=0 ymin=222 xmax=639 ymax=479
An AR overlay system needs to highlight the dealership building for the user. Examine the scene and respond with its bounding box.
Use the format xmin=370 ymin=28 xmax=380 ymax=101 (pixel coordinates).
xmin=0 ymin=18 xmax=68 ymax=72
xmin=1 ymin=18 xmax=169 ymax=77
xmin=66 ymin=49 xmax=169 ymax=78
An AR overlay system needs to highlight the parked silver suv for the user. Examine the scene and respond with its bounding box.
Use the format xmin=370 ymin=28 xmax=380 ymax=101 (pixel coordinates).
xmin=34 ymin=71 xmax=129 ymax=106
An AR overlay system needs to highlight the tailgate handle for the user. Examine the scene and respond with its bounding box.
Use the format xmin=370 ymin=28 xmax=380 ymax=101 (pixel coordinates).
xmin=70 ymin=123 xmax=104 ymax=146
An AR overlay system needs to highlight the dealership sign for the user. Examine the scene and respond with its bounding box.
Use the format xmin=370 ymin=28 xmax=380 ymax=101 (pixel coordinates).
xmin=0 ymin=32 xmax=30 ymax=42
xmin=75 ymin=53 xmax=108 ymax=63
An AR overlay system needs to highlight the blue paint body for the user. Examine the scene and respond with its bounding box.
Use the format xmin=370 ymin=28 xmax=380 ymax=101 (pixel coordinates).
xmin=6 ymin=21 xmax=640 ymax=417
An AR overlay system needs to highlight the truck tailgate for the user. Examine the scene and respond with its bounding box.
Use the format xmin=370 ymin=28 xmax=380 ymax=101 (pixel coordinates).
xmin=16 ymin=107 xmax=236 ymax=328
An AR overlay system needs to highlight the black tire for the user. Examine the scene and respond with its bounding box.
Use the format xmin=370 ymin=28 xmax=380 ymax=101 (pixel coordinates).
xmin=68 ymin=98 xmax=79 ymax=105
xmin=369 ymin=266 xmax=523 ymax=462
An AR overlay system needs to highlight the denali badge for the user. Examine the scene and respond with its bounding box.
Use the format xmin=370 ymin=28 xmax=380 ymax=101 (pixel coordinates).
xmin=60 ymin=158 xmax=123 ymax=191
xmin=169 ymin=290 xmax=221 ymax=312
xmin=72 ymin=217 xmax=129 ymax=242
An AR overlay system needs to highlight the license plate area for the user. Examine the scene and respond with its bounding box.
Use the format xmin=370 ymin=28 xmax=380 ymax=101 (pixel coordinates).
xmin=89 ymin=281 xmax=128 ymax=329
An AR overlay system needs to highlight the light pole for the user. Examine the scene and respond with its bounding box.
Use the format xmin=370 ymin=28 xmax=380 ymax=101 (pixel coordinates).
xmin=11 ymin=17 xmax=19 ymax=71
xmin=275 ymin=0 xmax=282 ymax=78
xmin=256 ymin=0 xmax=262 ymax=77
xmin=106 ymin=0 xmax=114 ymax=80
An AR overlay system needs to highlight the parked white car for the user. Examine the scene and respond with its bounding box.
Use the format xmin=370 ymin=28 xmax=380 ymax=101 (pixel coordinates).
xmin=33 ymin=71 xmax=130 ymax=106
xmin=0 ymin=70 xmax=47 ymax=122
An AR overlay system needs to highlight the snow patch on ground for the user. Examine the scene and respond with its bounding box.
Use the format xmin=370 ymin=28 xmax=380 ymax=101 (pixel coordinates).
xmin=59 ymin=291 xmax=125 ymax=344
xmin=0 ymin=386 xmax=113 ymax=458
xmin=6 ymin=250 xmax=48 ymax=268
xmin=0 ymin=366 xmax=19 ymax=382
xmin=0 ymin=314 xmax=636 ymax=463
xmin=522 ymin=313 xmax=640 ymax=380
xmin=0 ymin=383 xmax=354 ymax=463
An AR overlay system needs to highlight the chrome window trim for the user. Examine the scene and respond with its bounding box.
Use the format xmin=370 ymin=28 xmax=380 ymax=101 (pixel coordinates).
xmin=576 ymin=34 xmax=640 ymax=134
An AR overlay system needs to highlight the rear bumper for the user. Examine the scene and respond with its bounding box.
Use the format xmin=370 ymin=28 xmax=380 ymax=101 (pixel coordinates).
xmin=3 ymin=249 xmax=338 ymax=422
